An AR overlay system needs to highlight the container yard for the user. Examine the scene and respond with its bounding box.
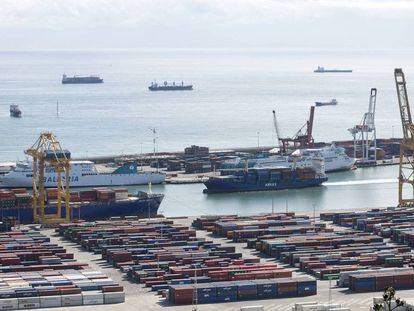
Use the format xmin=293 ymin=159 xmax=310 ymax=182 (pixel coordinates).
xmin=56 ymin=217 xmax=317 ymax=306
xmin=10 ymin=212 xmax=408 ymax=311
xmin=0 ymin=228 xmax=124 ymax=310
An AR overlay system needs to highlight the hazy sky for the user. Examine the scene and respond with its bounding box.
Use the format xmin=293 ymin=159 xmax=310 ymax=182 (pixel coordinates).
xmin=0 ymin=0 xmax=414 ymax=50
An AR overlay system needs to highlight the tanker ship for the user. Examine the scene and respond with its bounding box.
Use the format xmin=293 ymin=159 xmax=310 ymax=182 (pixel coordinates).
xmin=62 ymin=74 xmax=103 ymax=84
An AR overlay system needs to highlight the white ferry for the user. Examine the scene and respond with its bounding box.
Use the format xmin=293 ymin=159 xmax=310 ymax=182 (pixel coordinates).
xmin=290 ymin=144 xmax=356 ymax=172
xmin=221 ymin=144 xmax=355 ymax=173
xmin=0 ymin=160 xmax=165 ymax=188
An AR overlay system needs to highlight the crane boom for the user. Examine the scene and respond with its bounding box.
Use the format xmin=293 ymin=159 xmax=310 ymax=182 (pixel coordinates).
xmin=307 ymin=106 xmax=315 ymax=143
xmin=395 ymin=69 xmax=414 ymax=140
xmin=394 ymin=68 xmax=414 ymax=207
xmin=272 ymin=110 xmax=282 ymax=149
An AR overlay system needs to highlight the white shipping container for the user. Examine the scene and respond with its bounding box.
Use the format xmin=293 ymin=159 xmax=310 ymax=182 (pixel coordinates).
xmin=115 ymin=193 xmax=128 ymax=200
xmin=294 ymin=302 xmax=319 ymax=311
xmin=0 ymin=298 xmax=18 ymax=310
xmin=40 ymin=296 xmax=62 ymax=308
xmin=104 ymin=292 xmax=125 ymax=304
xmin=61 ymin=294 xmax=83 ymax=307
xmin=18 ymin=297 xmax=40 ymax=309
xmin=82 ymin=292 xmax=104 ymax=305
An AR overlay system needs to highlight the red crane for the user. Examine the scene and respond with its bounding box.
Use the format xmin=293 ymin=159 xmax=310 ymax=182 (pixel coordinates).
xmin=275 ymin=106 xmax=315 ymax=153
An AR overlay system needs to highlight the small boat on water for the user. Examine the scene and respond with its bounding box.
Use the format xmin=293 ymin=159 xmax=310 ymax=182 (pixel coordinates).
xmin=9 ymin=105 xmax=21 ymax=118
xmin=315 ymin=99 xmax=338 ymax=106
xmin=314 ymin=66 xmax=352 ymax=73
xmin=149 ymin=81 xmax=193 ymax=91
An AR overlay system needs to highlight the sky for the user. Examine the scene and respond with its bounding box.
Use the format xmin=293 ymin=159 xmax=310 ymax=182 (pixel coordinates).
xmin=0 ymin=0 xmax=413 ymax=50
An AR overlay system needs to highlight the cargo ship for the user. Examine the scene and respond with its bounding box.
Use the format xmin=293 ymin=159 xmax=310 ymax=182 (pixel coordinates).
xmin=314 ymin=66 xmax=352 ymax=73
xmin=148 ymin=81 xmax=193 ymax=91
xmin=62 ymin=74 xmax=103 ymax=84
xmin=9 ymin=105 xmax=21 ymax=118
xmin=315 ymin=99 xmax=338 ymax=106
xmin=0 ymin=188 xmax=163 ymax=223
xmin=204 ymin=160 xmax=327 ymax=194
xmin=0 ymin=161 xmax=165 ymax=188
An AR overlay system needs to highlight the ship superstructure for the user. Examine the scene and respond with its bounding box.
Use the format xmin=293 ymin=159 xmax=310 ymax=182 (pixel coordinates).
xmin=9 ymin=105 xmax=21 ymax=118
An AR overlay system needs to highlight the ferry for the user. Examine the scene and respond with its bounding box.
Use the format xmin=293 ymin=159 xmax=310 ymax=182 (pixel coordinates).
xmin=9 ymin=105 xmax=21 ymax=118
xmin=62 ymin=74 xmax=103 ymax=84
xmin=290 ymin=144 xmax=356 ymax=172
xmin=0 ymin=161 xmax=165 ymax=188
xmin=315 ymin=99 xmax=338 ymax=106
xmin=314 ymin=66 xmax=352 ymax=73
xmin=149 ymin=81 xmax=193 ymax=91
xmin=204 ymin=159 xmax=327 ymax=194
xmin=220 ymin=144 xmax=355 ymax=173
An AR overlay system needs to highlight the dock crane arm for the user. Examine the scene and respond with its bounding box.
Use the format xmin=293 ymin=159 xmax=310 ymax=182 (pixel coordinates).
xmin=394 ymin=68 xmax=414 ymax=207
xmin=395 ymin=69 xmax=414 ymax=140
xmin=272 ymin=110 xmax=282 ymax=150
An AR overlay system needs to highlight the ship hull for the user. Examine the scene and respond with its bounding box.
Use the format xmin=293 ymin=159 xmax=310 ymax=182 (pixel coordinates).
xmin=314 ymin=70 xmax=352 ymax=73
xmin=0 ymin=194 xmax=163 ymax=224
xmin=148 ymin=86 xmax=193 ymax=91
xmin=0 ymin=172 xmax=165 ymax=188
xmin=62 ymin=78 xmax=103 ymax=84
xmin=203 ymin=177 xmax=327 ymax=194
xmin=9 ymin=112 xmax=21 ymax=118
xmin=62 ymin=80 xmax=103 ymax=84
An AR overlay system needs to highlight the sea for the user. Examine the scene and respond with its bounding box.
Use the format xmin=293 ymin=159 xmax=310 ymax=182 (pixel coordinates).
xmin=0 ymin=48 xmax=412 ymax=216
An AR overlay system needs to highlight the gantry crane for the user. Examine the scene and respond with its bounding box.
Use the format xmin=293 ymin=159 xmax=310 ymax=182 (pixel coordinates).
xmin=394 ymin=69 xmax=414 ymax=207
xmin=348 ymin=88 xmax=377 ymax=164
xmin=275 ymin=106 xmax=315 ymax=153
xmin=25 ymin=132 xmax=71 ymax=225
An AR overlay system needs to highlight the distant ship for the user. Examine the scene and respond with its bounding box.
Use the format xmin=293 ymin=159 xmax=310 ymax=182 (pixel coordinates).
xmin=314 ymin=66 xmax=352 ymax=73
xmin=62 ymin=74 xmax=103 ymax=84
xmin=9 ymin=105 xmax=21 ymax=118
xmin=0 ymin=160 xmax=165 ymax=188
xmin=203 ymin=160 xmax=327 ymax=194
xmin=149 ymin=81 xmax=193 ymax=91
xmin=315 ymin=99 xmax=338 ymax=106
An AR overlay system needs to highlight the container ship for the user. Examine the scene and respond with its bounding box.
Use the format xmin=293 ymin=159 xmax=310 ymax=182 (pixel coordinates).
xmin=62 ymin=74 xmax=103 ymax=84
xmin=0 ymin=161 xmax=165 ymax=188
xmin=148 ymin=81 xmax=193 ymax=91
xmin=9 ymin=105 xmax=21 ymax=118
xmin=314 ymin=66 xmax=352 ymax=73
xmin=315 ymin=99 xmax=338 ymax=106
xmin=204 ymin=160 xmax=327 ymax=194
xmin=0 ymin=188 xmax=163 ymax=223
